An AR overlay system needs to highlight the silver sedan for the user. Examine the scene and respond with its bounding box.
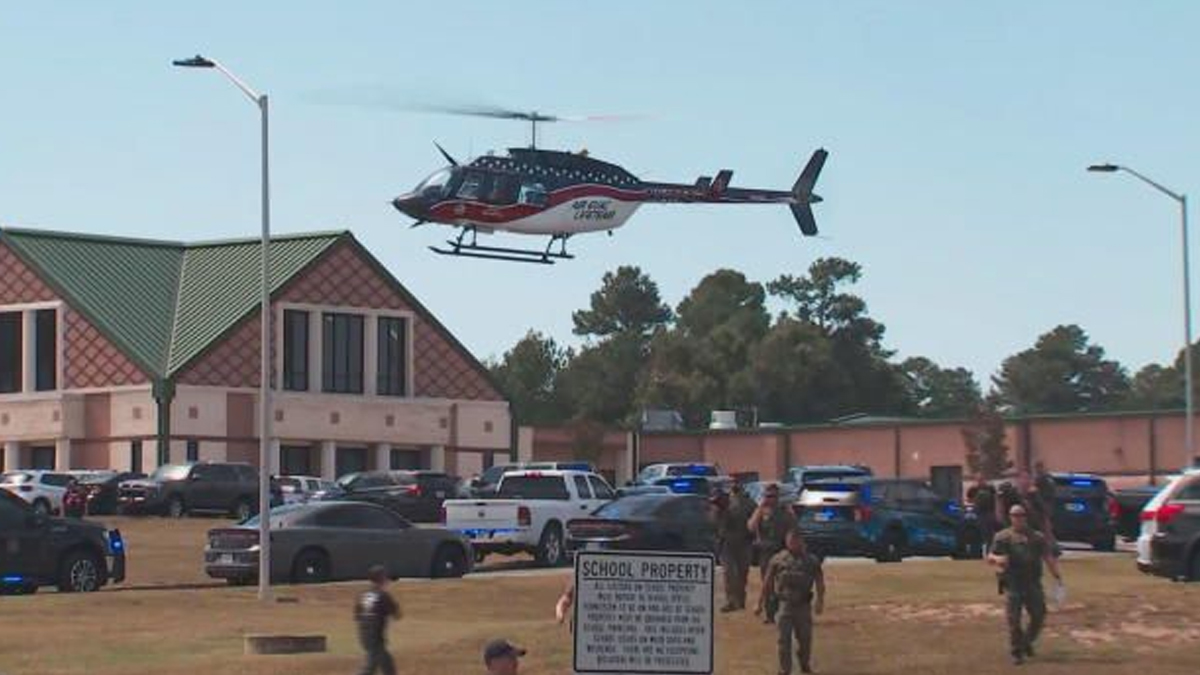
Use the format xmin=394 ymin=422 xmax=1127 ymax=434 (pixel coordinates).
xmin=204 ymin=501 xmax=473 ymax=584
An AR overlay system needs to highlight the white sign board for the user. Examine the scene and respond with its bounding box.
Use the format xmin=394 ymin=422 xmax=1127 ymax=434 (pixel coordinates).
xmin=573 ymin=550 xmax=714 ymax=675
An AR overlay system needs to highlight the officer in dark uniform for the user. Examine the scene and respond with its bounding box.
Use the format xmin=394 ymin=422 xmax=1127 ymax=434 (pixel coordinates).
xmin=989 ymin=504 xmax=1063 ymax=665
xmin=748 ymin=483 xmax=799 ymax=624
xmin=354 ymin=565 xmax=401 ymax=675
xmin=710 ymin=483 xmax=755 ymax=611
xmin=759 ymin=528 xmax=825 ymax=675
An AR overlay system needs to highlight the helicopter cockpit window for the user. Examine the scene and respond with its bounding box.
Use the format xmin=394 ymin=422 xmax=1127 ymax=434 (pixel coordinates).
xmin=416 ymin=168 xmax=452 ymax=196
xmin=456 ymin=171 xmax=489 ymax=201
xmin=518 ymin=182 xmax=548 ymax=207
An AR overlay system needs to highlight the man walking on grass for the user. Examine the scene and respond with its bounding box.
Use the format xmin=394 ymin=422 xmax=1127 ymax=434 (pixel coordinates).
xmin=989 ymin=504 xmax=1063 ymax=666
xmin=354 ymin=565 xmax=401 ymax=675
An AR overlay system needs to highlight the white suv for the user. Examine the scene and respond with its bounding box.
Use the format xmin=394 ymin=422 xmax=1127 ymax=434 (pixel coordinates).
xmin=1 ymin=470 xmax=74 ymax=515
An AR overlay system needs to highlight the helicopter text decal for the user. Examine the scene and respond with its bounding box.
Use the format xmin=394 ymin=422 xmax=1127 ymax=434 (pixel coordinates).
xmin=572 ymin=199 xmax=617 ymax=221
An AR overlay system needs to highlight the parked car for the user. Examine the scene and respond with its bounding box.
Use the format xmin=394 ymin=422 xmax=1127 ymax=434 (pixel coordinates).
xmin=117 ymin=462 xmax=263 ymax=519
xmin=325 ymin=470 xmax=458 ymax=523
xmin=566 ymin=493 xmax=716 ymax=555
xmin=0 ymin=489 xmax=126 ymax=594
xmin=783 ymin=465 xmax=873 ymax=496
xmin=443 ymin=469 xmax=617 ymax=567
xmin=633 ymin=463 xmax=732 ymax=495
xmin=1137 ymin=470 xmax=1200 ymax=581
xmin=275 ymin=475 xmax=334 ymax=505
xmin=745 ymin=481 xmax=801 ymax=506
xmin=1113 ymin=484 xmax=1164 ymax=541
xmin=467 ymin=463 xmax=525 ymax=499
xmin=1 ymin=470 xmax=74 ymax=515
xmin=63 ymin=471 xmax=145 ymax=517
xmin=797 ymin=477 xmax=980 ymax=562
xmin=1045 ymin=473 xmax=1118 ymax=551
xmin=203 ymin=501 xmax=472 ymax=585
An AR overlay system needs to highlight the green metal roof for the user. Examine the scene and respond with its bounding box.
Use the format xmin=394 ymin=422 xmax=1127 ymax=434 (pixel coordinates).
xmin=0 ymin=227 xmax=343 ymax=378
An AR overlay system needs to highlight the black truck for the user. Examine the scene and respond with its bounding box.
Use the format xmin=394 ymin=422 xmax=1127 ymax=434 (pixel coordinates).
xmin=0 ymin=490 xmax=126 ymax=594
xmin=118 ymin=462 xmax=267 ymax=520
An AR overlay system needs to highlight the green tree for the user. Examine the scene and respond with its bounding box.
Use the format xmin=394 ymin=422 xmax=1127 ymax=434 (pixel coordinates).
xmin=488 ymin=330 xmax=569 ymax=426
xmin=899 ymin=356 xmax=983 ymax=418
xmin=961 ymin=402 xmax=1012 ymax=480
xmin=637 ymin=270 xmax=770 ymax=426
xmin=994 ymin=324 xmax=1131 ymax=414
xmin=572 ymin=266 xmax=672 ymax=339
xmin=744 ymin=318 xmax=852 ymax=423
xmin=556 ymin=333 xmax=646 ymax=425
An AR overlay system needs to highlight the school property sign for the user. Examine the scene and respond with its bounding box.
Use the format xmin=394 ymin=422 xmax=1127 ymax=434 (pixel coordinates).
xmin=572 ymin=550 xmax=715 ymax=675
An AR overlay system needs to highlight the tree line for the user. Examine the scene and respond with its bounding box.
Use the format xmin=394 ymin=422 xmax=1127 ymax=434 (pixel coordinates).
xmin=488 ymin=258 xmax=1197 ymax=430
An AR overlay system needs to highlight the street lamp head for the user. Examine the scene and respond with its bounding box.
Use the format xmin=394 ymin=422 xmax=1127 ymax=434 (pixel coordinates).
xmin=1087 ymin=163 xmax=1120 ymax=173
xmin=173 ymin=55 xmax=215 ymax=68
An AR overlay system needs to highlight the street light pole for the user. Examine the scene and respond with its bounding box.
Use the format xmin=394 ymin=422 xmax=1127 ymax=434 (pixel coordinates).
xmin=174 ymin=55 xmax=273 ymax=601
xmin=1089 ymin=163 xmax=1193 ymax=471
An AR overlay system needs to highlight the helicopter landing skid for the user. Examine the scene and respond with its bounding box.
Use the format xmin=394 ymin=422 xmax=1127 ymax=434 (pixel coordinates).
xmin=430 ymin=233 xmax=573 ymax=265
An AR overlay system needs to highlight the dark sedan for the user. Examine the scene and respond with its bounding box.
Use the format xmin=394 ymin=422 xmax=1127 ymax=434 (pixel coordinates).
xmin=325 ymin=470 xmax=457 ymax=523
xmin=566 ymin=494 xmax=716 ymax=555
xmin=64 ymin=472 xmax=145 ymax=517
xmin=204 ymin=501 xmax=472 ymax=585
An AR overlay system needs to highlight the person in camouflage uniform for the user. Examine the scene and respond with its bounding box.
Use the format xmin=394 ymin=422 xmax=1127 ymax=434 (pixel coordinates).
xmin=988 ymin=504 xmax=1063 ymax=665
xmin=710 ymin=483 xmax=755 ymax=612
xmin=759 ymin=528 xmax=825 ymax=675
xmin=748 ymin=482 xmax=799 ymax=624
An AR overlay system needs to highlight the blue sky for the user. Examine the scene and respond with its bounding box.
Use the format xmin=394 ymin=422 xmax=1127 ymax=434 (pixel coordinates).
xmin=2 ymin=2 xmax=1197 ymax=385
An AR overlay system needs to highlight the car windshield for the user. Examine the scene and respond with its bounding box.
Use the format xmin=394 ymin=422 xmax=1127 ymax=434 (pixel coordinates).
xmin=594 ymin=496 xmax=669 ymax=518
xmin=1 ymin=472 xmax=32 ymax=484
xmin=79 ymin=473 xmax=117 ymax=485
xmin=497 ymin=476 xmax=569 ymax=500
xmin=241 ymin=503 xmax=308 ymax=527
xmin=802 ymin=469 xmax=867 ymax=485
xmin=150 ymin=465 xmax=191 ymax=481
xmin=807 ymin=481 xmax=862 ymax=493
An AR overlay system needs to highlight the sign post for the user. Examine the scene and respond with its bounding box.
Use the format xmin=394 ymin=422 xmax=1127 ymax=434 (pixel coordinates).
xmin=573 ymin=551 xmax=715 ymax=675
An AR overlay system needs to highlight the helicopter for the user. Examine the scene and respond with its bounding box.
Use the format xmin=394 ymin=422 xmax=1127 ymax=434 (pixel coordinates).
xmin=390 ymin=107 xmax=827 ymax=264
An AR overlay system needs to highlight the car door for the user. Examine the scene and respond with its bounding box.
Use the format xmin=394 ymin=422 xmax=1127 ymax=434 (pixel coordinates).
xmin=187 ymin=465 xmax=219 ymax=510
xmin=676 ymin=496 xmax=717 ymax=552
xmin=910 ymin=483 xmax=958 ymax=554
xmin=0 ymin=493 xmax=48 ymax=582
xmin=571 ymin=475 xmax=595 ymax=518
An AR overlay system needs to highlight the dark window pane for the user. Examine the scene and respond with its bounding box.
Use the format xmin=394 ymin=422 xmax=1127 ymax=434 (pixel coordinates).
xmin=377 ymin=317 xmax=408 ymax=396
xmin=0 ymin=312 xmax=21 ymax=394
xmin=322 ymin=313 xmax=364 ymax=394
xmin=34 ymin=309 xmax=56 ymax=391
xmin=186 ymin=440 xmax=199 ymax=462
xmin=130 ymin=441 xmax=143 ymax=473
xmin=283 ymin=310 xmax=309 ymax=392
xmin=497 ymin=476 xmax=569 ymax=500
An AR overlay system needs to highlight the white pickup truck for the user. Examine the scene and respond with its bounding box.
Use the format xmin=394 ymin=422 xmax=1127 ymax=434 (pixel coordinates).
xmin=442 ymin=469 xmax=616 ymax=567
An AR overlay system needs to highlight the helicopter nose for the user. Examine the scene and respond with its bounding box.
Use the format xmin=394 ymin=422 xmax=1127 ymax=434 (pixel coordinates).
xmin=392 ymin=193 xmax=421 ymax=216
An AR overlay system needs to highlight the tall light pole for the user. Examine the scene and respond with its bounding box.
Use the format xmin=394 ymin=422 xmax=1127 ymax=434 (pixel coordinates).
xmin=1089 ymin=162 xmax=1192 ymax=471
xmin=174 ymin=55 xmax=273 ymax=600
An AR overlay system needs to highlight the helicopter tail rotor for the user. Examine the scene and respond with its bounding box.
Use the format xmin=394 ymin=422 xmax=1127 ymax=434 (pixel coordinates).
xmin=790 ymin=148 xmax=828 ymax=236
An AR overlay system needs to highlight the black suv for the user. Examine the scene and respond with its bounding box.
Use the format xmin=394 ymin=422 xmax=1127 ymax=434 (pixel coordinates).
xmin=326 ymin=470 xmax=458 ymax=523
xmin=118 ymin=462 xmax=263 ymax=519
xmin=1046 ymin=473 xmax=1117 ymax=551
xmin=0 ymin=490 xmax=126 ymax=594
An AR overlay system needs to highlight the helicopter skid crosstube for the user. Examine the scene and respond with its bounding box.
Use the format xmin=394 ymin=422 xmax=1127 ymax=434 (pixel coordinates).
xmin=429 ymin=239 xmax=575 ymax=265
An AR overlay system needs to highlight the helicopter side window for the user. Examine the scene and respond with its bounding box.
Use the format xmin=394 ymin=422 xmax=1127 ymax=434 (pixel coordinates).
xmin=518 ymin=182 xmax=548 ymax=207
xmin=456 ymin=172 xmax=488 ymax=201
xmin=488 ymin=175 xmax=521 ymax=205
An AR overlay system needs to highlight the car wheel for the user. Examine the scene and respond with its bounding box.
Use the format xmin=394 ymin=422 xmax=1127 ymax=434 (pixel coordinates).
xmin=1094 ymin=535 xmax=1117 ymax=552
xmin=536 ymin=524 xmax=566 ymax=567
xmin=431 ymin=545 xmax=468 ymax=579
xmin=875 ymin=529 xmax=905 ymax=563
xmin=32 ymin=499 xmax=52 ymax=516
xmin=291 ymin=548 xmax=331 ymax=584
xmin=232 ymin=498 xmax=253 ymax=522
xmin=59 ymin=550 xmax=104 ymax=593
xmin=167 ymin=496 xmax=186 ymax=519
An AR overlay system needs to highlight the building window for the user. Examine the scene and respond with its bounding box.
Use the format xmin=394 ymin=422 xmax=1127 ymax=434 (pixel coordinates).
xmin=322 ymin=313 xmax=363 ymax=394
xmin=34 ymin=309 xmax=57 ymax=391
xmin=377 ymin=317 xmax=408 ymax=396
xmin=186 ymin=439 xmax=199 ymax=462
xmin=131 ymin=440 xmax=143 ymax=473
xmin=0 ymin=312 xmax=21 ymax=393
xmin=283 ymin=309 xmax=309 ymax=391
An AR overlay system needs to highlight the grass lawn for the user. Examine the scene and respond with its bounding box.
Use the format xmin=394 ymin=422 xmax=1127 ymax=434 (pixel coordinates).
xmin=0 ymin=517 xmax=1197 ymax=674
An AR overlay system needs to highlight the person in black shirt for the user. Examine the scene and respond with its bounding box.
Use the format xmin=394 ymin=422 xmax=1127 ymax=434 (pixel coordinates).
xmin=354 ymin=565 xmax=401 ymax=675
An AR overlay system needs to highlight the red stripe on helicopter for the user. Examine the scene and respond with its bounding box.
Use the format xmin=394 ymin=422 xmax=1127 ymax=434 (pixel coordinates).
xmin=429 ymin=184 xmax=646 ymax=224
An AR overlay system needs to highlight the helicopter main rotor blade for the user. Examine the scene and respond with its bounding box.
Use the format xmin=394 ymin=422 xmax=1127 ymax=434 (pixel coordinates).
xmin=433 ymin=142 xmax=458 ymax=167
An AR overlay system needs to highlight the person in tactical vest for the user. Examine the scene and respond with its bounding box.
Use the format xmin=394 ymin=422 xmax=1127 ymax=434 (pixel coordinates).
xmin=759 ymin=528 xmax=825 ymax=675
